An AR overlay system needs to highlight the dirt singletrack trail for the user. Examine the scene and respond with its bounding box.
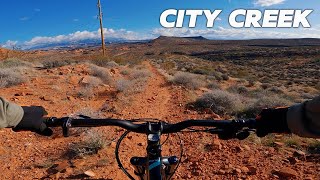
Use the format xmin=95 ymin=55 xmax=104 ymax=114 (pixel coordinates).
xmin=108 ymin=61 xmax=185 ymax=179
xmin=120 ymin=61 xmax=172 ymax=119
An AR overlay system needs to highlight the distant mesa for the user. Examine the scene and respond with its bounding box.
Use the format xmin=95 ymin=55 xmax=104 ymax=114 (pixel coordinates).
xmin=151 ymin=36 xmax=208 ymax=44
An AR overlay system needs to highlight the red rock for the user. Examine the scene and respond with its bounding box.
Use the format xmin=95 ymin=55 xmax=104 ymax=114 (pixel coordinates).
xmin=273 ymin=167 xmax=298 ymax=178
xmin=212 ymin=139 xmax=222 ymax=150
xmin=84 ymin=170 xmax=96 ymax=177
xmin=240 ymin=166 xmax=250 ymax=173
xmin=55 ymin=160 xmax=69 ymax=172
xmin=247 ymin=166 xmax=257 ymax=175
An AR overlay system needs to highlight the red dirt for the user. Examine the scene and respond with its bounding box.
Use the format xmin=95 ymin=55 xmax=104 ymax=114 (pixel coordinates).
xmin=0 ymin=61 xmax=319 ymax=179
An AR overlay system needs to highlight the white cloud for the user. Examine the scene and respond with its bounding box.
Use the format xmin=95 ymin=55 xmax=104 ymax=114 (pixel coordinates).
xmin=152 ymin=27 xmax=320 ymax=39
xmin=21 ymin=28 xmax=150 ymax=49
xmin=73 ymin=19 xmax=79 ymax=22
xmin=254 ymin=0 xmax=285 ymax=7
xmin=1 ymin=40 xmax=18 ymax=49
xmin=20 ymin=17 xmax=30 ymax=21
xmin=34 ymin=8 xmax=41 ymax=12
xmin=216 ymin=17 xmax=222 ymax=21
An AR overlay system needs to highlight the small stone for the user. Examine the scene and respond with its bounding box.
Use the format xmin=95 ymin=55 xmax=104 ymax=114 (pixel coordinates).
xmin=234 ymin=168 xmax=242 ymax=174
xmin=235 ymin=146 xmax=243 ymax=152
xmin=84 ymin=170 xmax=96 ymax=177
xmin=72 ymin=160 xmax=85 ymax=168
xmin=67 ymin=96 xmax=74 ymax=101
xmin=55 ymin=161 xmax=69 ymax=172
xmin=293 ymin=150 xmax=306 ymax=156
xmin=65 ymin=168 xmax=73 ymax=174
xmin=274 ymin=142 xmax=284 ymax=146
xmin=247 ymin=166 xmax=257 ymax=175
xmin=218 ymin=170 xmax=226 ymax=175
xmin=14 ymin=92 xmax=26 ymax=96
xmin=243 ymin=145 xmax=251 ymax=151
xmin=110 ymin=141 xmax=116 ymax=148
xmin=212 ymin=139 xmax=222 ymax=150
xmin=273 ymin=167 xmax=298 ymax=178
xmin=287 ymin=157 xmax=299 ymax=164
xmin=240 ymin=166 xmax=250 ymax=173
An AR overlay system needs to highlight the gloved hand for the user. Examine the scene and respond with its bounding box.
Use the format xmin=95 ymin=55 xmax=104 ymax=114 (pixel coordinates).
xmin=12 ymin=106 xmax=53 ymax=136
xmin=256 ymin=107 xmax=291 ymax=137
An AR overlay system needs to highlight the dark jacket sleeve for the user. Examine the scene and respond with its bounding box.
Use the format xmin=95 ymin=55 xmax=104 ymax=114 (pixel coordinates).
xmin=0 ymin=97 xmax=24 ymax=128
xmin=287 ymin=96 xmax=320 ymax=138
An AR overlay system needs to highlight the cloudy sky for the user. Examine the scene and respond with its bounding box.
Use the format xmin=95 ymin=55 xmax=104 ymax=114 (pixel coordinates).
xmin=0 ymin=0 xmax=319 ymax=49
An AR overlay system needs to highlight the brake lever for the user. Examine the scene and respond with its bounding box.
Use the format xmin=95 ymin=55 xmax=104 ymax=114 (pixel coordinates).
xmin=209 ymin=128 xmax=251 ymax=140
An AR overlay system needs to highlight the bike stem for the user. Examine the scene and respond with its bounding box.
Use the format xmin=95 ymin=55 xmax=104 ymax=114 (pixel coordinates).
xmin=130 ymin=122 xmax=179 ymax=180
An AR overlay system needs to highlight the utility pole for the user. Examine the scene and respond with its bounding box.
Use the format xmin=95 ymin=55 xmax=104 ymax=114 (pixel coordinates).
xmin=97 ymin=0 xmax=106 ymax=56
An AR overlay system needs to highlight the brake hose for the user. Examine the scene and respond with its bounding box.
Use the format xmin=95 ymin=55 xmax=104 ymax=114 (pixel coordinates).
xmin=115 ymin=130 xmax=136 ymax=180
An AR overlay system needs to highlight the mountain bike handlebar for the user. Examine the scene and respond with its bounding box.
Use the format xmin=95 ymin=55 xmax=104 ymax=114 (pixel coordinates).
xmin=45 ymin=117 xmax=256 ymax=137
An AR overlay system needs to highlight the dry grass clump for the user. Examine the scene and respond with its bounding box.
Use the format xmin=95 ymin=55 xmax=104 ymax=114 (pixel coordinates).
xmin=116 ymin=79 xmax=132 ymax=92
xmin=68 ymin=129 xmax=111 ymax=158
xmin=91 ymin=58 xmax=119 ymax=68
xmin=193 ymin=90 xmax=244 ymax=115
xmin=0 ymin=69 xmax=26 ymax=88
xmin=227 ymin=85 xmax=249 ymax=95
xmin=42 ymin=59 xmax=76 ymax=69
xmin=207 ymin=82 xmax=221 ymax=90
xmin=129 ymin=68 xmax=152 ymax=79
xmin=0 ymin=58 xmax=32 ymax=68
xmin=77 ymin=87 xmax=94 ymax=99
xmin=89 ymin=64 xmax=113 ymax=84
xmin=171 ymin=71 xmax=205 ymax=89
xmin=239 ymin=95 xmax=292 ymax=118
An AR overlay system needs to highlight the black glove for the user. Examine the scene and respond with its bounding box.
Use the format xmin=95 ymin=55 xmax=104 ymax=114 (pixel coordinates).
xmin=12 ymin=106 xmax=53 ymax=136
xmin=256 ymin=107 xmax=291 ymax=137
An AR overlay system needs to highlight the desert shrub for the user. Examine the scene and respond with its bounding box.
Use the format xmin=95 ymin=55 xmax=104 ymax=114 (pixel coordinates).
xmin=105 ymin=61 xmax=119 ymax=68
xmin=129 ymin=68 xmax=152 ymax=79
xmin=116 ymin=79 xmax=132 ymax=92
xmin=307 ymin=140 xmax=320 ymax=154
xmin=171 ymin=71 xmax=205 ymax=89
xmin=77 ymin=86 xmax=94 ymax=99
xmin=239 ymin=95 xmax=292 ymax=118
xmin=221 ymin=74 xmax=229 ymax=81
xmin=145 ymin=52 xmax=155 ymax=56
xmin=315 ymin=82 xmax=320 ymax=91
xmin=227 ymin=85 xmax=249 ymax=95
xmin=261 ymin=83 xmax=270 ymax=90
xmin=0 ymin=69 xmax=26 ymax=88
xmin=269 ymin=87 xmax=284 ymax=94
xmin=42 ymin=59 xmax=74 ymax=69
xmin=120 ymin=69 xmax=130 ymax=75
xmin=79 ymin=76 xmax=102 ymax=88
xmin=90 ymin=56 xmax=112 ymax=67
xmin=207 ymin=82 xmax=221 ymax=90
xmin=0 ymin=58 xmax=32 ymax=68
xmin=160 ymin=61 xmax=176 ymax=71
xmin=68 ymin=130 xmax=111 ymax=157
xmin=89 ymin=64 xmax=112 ymax=84
xmin=193 ymin=90 xmax=244 ymax=115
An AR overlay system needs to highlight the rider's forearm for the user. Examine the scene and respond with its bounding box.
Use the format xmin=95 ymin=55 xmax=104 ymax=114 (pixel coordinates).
xmin=0 ymin=97 xmax=24 ymax=128
xmin=287 ymin=96 xmax=320 ymax=138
